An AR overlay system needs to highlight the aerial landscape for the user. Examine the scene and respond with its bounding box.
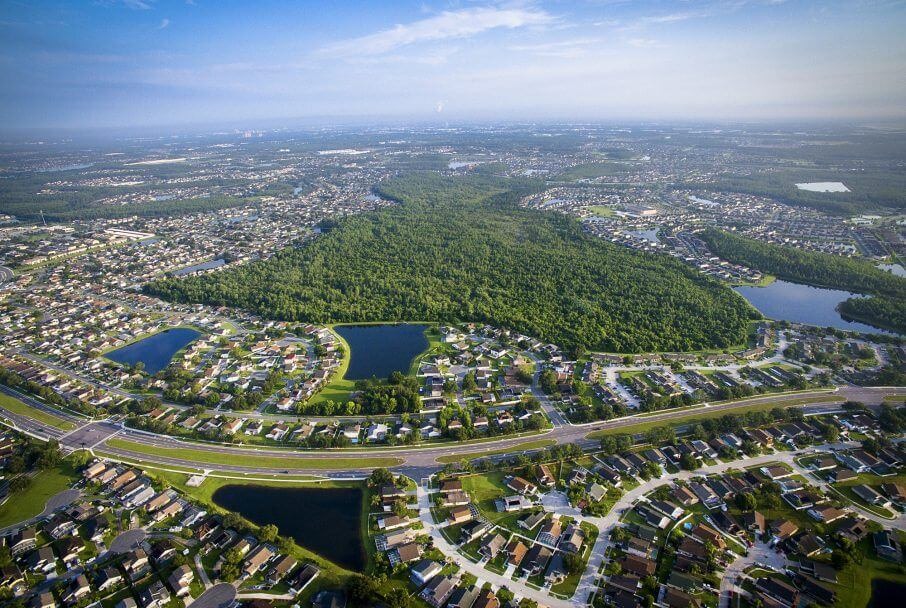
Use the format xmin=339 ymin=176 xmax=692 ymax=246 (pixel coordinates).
xmin=0 ymin=2 xmax=905 ymax=608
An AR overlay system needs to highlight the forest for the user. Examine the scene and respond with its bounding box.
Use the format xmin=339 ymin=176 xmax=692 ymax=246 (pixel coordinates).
xmin=147 ymin=172 xmax=757 ymax=354
xmin=700 ymin=228 xmax=906 ymax=333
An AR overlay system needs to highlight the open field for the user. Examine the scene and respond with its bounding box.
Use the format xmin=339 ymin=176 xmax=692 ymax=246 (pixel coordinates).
xmin=104 ymin=438 xmax=403 ymax=470
xmin=0 ymin=461 xmax=78 ymax=528
xmin=0 ymin=392 xmax=76 ymax=431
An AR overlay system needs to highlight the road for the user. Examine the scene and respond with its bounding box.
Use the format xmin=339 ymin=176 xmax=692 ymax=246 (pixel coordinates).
xmin=0 ymin=266 xmax=13 ymax=285
xmin=1 ymin=383 xmax=904 ymax=478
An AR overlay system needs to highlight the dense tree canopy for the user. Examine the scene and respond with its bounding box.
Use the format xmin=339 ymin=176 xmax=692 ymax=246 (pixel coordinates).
xmin=148 ymin=173 xmax=756 ymax=353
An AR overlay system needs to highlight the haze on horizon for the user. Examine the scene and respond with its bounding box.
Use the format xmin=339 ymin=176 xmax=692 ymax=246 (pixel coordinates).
xmin=2 ymin=0 xmax=905 ymax=132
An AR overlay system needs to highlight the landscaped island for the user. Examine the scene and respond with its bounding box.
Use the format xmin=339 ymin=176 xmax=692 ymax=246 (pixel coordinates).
xmin=147 ymin=173 xmax=756 ymax=353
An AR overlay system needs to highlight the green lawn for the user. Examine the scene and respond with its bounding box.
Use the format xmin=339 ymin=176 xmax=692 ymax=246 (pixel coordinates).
xmin=832 ymin=537 xmax=906 ymax=608
xmin=408 ymin=324 xmax=447 ymax=376
xmin=0 ymin=461 xmax=79 ymax=528
xmin=460 ymin=472 xmax=511 ymax=522
xmin=588 ymin=205 xmax=617 ymax=217
xmin=829 ymin=483 xmax=898 ymax=519
xmin=103 ymin=438 xmax=403 ymax=470
xmin=435 ymin=439 xmax=557 ymax=464
xmin=306 ymin=326 xmax=355 ymax=405
xmin=0 ymin=393 xmax=77 ymax=431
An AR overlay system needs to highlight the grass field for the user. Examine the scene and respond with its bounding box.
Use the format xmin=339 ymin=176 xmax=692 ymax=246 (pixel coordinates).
xmin=586 ymin=396 xmax=842 ymax=440
xmin=832 ymin=537 xmax=906 ymax=608
xmin=587 ymin=205 xmax=617 ymax=217
xmin=104 ymin=438 xmax=403 ymax=470
xmin=459 ymin=472 xmax=514 ymax=524
xmin=0 ymin=393 xmax=77 ymax=431
xmin=0 ymin=461 xmax=78 ymax=528
xmin=435 ymin=439 xmax=557 ymax=463
xmin=306 ymin=326 xmax=355 ymax=405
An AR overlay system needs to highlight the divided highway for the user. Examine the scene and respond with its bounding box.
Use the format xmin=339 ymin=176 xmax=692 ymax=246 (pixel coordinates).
xmin=1 ymin=384 xmax=903 ymax=479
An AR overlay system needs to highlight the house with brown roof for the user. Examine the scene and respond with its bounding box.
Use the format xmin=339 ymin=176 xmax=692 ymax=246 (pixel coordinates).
xmin=243 ymin=545 xmax=274 ymax=577
xmin=506 ymin=540 xmax=528 ymax=567
xmin=506 ymin=476 xmax=537 ymax=496
xmin=770 ymin=519 xmax=799 ymax=540
xmin=448 ymin=505 xmax=474 ymax=524
xmin=537 ymin=464 xmax=555 ymax=487
xmin=620 ymin=554 xmax=656 ymax=577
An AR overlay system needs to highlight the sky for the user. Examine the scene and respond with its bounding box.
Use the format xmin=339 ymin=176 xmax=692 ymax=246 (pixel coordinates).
xmin=1 ymin=0 xmax=905 ymax=131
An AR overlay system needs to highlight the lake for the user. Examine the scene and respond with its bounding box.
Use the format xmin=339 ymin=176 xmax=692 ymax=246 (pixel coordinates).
xmin=733 ymin=280 xmax=897 ymax=335
xmin=106 ymin=328 xmax=201 ymax=374
xmin=334 ymin=324 xmax=429 ymax=380
xmin=211 ymin=484 xmax=366 ymax=571
xmin=868 ymin=578 xmax=906 ymax=607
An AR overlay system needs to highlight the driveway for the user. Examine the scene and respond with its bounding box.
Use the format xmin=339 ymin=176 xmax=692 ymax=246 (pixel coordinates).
xmin=191 ymin=583 xmax=236 ymax=608
xmin=108 ymin=528 xmax=147 ymax=554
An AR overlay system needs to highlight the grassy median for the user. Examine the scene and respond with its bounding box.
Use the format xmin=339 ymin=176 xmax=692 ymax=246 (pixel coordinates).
xmin=0 ymin=393 xmax=77 ymax=431
xmin=435 ymin=439 xmax=557 ymax=463
xmin=104 ymin=438 xmax=403 ymax=470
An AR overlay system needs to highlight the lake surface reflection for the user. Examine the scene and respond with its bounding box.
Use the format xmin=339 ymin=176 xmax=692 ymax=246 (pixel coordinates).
xmin=212 ymin=484 xmax=366 ymax=571
xmin=733 ymin=280 xmax=897 ymax=335
xmin=106 ymin=328 xmax=201 ymax=374
xmin=335 ymin=324 xmax=429 ymax=380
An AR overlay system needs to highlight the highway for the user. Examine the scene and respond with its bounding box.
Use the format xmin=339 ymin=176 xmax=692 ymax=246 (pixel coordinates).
xmin=1 ymin=382 xmax=903 ymax=479
xmin=0 ymin=266 xmax=13 ymax=285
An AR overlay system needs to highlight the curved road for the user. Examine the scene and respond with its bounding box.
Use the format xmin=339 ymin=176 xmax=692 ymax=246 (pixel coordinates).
xmin=1 ymin=383 xmax=903 ymax=477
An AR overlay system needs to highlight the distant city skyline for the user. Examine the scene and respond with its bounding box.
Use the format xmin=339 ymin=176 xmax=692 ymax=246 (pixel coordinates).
xmin=2 ymin=0 xmax=905 ymax=131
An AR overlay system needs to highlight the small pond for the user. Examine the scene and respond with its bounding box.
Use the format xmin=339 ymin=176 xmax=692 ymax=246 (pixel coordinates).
xmin=211 ymin=484 xmax=366 ymax=571
xmin=868 ymin=578 xmax=906 ymax=607
xmin=105 ymin=328 xmax=201 ymax=374
xmin=733 ymin=280 xmax=898 ymax=335
xmin=334 ymin=324 xmax=429 ymax=380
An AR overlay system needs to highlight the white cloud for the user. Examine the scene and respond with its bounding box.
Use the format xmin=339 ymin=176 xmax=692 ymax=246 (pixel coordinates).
xmin=121 ymin=0 xmax=153 ymax=10
xmin=508 ymin=38 xmax=601 ymax=59
xmin=157 ymin=18 xmax=169 ymax=30
xmin=626 ymin=37 xmax=660 ymax=48
xmin=320 ymin=6 xmax=554 ymax=57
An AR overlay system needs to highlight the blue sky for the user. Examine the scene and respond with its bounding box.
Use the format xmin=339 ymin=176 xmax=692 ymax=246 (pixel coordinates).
xmin=1 ymin=0 xmax=905 ymax=130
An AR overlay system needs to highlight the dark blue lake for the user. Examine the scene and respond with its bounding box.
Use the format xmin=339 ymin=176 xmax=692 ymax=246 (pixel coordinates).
xmin=734 ymin=280 xmax=897 ymax=335
xmin=335 ymin=324 xmax=429 ymax=380
xmin=211 ymin=484 xmax=366 ymax=571
xmin=106 ymin=328 xmax=201 ymax=374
